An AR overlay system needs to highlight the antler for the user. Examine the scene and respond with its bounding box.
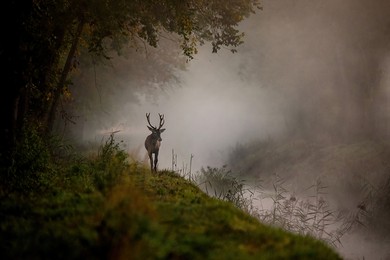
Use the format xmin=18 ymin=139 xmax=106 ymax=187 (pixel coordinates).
xmin=146 ymin=113 xmax=165 ymax=130
xmin=146 ymin=113 xmax=156 ymax=129
xmin=158 ymin=113 xmax=165 ymax=129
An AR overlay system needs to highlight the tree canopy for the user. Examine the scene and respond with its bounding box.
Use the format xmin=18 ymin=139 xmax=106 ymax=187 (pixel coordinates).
xmin=0 ymin=0 xmax=261 ymax=158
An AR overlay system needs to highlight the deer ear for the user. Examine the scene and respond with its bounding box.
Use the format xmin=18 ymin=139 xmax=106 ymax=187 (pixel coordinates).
xmin=160 ymin=128 xmax=166 ymax=133
xmin=147 ymin=126 xmax=154 ymax=131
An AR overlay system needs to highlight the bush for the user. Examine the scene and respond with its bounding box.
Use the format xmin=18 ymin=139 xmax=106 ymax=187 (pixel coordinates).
xmin=1 ymin=124 xmax=53 ymax=194
xmin=91 ymin=133 xmax=129 ymax=193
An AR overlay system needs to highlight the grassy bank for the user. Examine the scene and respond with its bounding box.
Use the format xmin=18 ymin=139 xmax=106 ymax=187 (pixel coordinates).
xmin=0 ymin=135 xmax=341 ymax=259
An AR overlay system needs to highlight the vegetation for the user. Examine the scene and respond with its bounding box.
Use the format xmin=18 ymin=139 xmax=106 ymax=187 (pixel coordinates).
xmin=194 ymin=165 xmax=260 ymax=216
xmin=360 ymin=175 xmax=390 ymax=237
xmin=0 ymin=133 xmax=342 ymax=259
xmin=225 ymin=138 xmax=390 ymax=256
xmin=1 ymin=0 xmax=261 ymax=159
xmin=190 ymin=166 xmax=366 ymax=249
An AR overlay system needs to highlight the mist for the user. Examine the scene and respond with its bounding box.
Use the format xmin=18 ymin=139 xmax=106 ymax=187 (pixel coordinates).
xmin=117 ymin=49 xmax=286 ymax=171
xmin=72 ymin=0 xmax=390 ymax=171
xmin=102 ymin=0 xmax=390 ymax=173
xmin=62 ymin=0 xmax=390 ymax=259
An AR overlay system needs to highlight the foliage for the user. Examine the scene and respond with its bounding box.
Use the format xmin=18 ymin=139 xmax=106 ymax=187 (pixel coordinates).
xmin=91 ymin=133 xmax=129 ymax=192
xmin=0 ymin=136 xmax=341 ymax=259
xmin=1 ymin=0 xmax=262 ymax=154
xmin=1 ymin=124 xmax=52 ymax=194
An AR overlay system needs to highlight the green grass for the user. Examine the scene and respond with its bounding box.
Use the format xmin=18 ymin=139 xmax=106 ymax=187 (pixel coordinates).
xmin=0 ymin=135 xmax=342 ymax=259
xmin=131 ymin=169 xmax=341 ymax=259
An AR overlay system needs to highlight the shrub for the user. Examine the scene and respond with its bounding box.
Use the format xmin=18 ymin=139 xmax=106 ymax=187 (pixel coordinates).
xmin=1 ymin=124 xmax=53 ymax=194
xmin=91 ymin=133 xmax=129 ymax=193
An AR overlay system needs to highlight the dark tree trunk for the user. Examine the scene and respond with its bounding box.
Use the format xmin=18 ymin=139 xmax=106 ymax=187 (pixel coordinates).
xmin=45 ymin=18 xmax=85 ymax=135
xmin=0 ymin=1 xmax=33 ymax=157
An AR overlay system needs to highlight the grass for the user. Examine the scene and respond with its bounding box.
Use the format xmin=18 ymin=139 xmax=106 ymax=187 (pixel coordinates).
xmin=0 ymin=133 xmax=342 ymax=259
xmin=224 ymin=138 xmax=390 ymax=259
xmin=130 ymin=169 xmax=342 ymax=259
xmin=188 ymin=166 xmax=366 ymax=250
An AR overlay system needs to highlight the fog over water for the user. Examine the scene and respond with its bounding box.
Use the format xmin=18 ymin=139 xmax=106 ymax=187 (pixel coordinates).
xmin=67 ymin=0 xmax=390 ymax=259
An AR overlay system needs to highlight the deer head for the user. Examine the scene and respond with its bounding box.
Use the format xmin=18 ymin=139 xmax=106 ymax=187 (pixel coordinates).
xmin=144 ymin=113 xmax=166 ymax=172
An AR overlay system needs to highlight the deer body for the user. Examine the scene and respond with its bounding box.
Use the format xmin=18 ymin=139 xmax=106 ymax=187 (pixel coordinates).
xmin=145 ymin=113 xmax=165 ymax=172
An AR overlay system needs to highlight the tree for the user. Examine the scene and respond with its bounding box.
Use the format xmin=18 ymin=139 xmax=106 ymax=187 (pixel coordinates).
xmin=0 ymin=0 xmax=261 ymax=157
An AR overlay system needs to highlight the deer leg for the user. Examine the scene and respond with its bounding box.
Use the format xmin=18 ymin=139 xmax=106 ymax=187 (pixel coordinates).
xmin=148 ymin=152 xmax=153 ymax=171
xmin=154 ymin=151 xmax=159 ymax=172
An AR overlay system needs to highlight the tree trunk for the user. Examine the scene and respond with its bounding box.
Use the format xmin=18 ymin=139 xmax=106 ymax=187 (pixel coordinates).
xmin=45 ymin=18 xmax=85 ymax=135
xmin=0 ymin=2 xmax=33 ymax=156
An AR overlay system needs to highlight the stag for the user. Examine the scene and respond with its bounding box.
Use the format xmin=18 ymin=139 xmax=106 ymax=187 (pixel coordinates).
xmin=145 ymin=113 xmax=166 ymax=172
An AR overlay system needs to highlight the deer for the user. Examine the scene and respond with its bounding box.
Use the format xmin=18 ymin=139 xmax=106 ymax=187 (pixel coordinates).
xmin=145 ymin=113 xmax=166 ymax=172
